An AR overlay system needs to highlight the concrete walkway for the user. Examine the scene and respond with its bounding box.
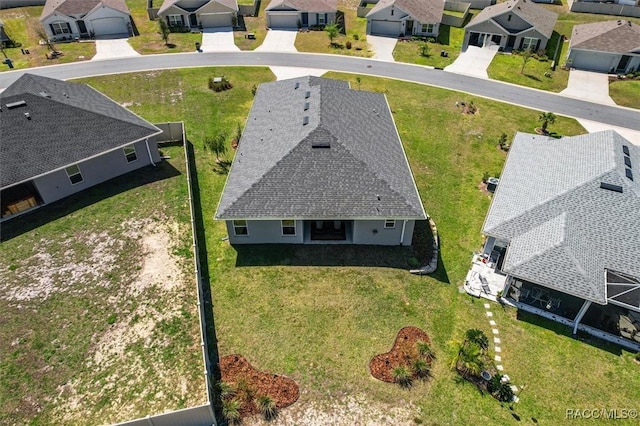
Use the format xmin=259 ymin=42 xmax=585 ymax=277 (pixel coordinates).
xmin=368 ymin=35 xmax=397 ymax=61
xmin=560 ymin=69 xmax=616 ymax=106
xmin=255 ymin=29 xmax=298 ymax=52
xmin=200 ymin=28 xmax=239 ymax=52
xmin=92 ymin=37 xmax=140 ymax=60
xmin=445 ymin=45 xmax=499 ymax=79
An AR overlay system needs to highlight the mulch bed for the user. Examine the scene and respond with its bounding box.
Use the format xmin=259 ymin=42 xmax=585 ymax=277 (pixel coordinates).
xmin=369 ymin=326 xmax=432 ymax=383
xmin=220 ymin=354 xmax=299 ymax=417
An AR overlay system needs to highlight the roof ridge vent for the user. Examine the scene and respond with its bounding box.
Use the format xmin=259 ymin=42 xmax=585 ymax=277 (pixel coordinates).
xmin=623 ymin=145 xmax=630 ymax=156
xmin=295 ymin=82 xmax=300 ymax=89
xmin=6 ymin=100 xmax=27 ymax=109
xmin=600 ymin=182 xmax=623 ymax=193
xmin=304 ymin=102 xmax=309 ymax=111
xmin=625 ymin=169 xmax=633 ymax=181
xmin=305 ymin=91 xmax=310 ymax=99
xmin=311 ymin=141 xmax=330 ymax=148
xmin=303 ymin=116 xmax=309 ymax=126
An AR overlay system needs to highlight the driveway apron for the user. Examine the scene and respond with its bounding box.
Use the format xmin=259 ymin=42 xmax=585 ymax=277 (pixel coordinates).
xmin=200 ymin=27 xmax=240 ymax=52
xmin=444 ymin=45 xmax=499 ymax=79
xmin=367 ymin=35 xmax=397 ymax=61
xmin=255 ymin=30 xmax=298 ymax=52
xmin=560 ymin=69 xmax=616 ymax=106
xmin=92 ymin=37 xmax=140 ymax=60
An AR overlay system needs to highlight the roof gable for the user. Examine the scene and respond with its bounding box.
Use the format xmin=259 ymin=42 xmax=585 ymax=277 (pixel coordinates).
xmin=367 ymin=0 xmax=444 ymax=23
xmin=0 ymin=74 xmax=160 ymax=188
xmin=266 ymin=0 xmax=337 ymax=13
xmin=216 ymin=76 xmax=426 ymax=220
xmin=571 ymin=20 xmax=640 ymax=54
xmin=466 ymin=0 xmax=557 ymax=39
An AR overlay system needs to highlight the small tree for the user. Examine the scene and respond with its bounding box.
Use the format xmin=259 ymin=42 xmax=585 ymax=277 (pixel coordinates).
xmin=419 ymin=42 xmax=430 ymax=57
xmin=538 ymin=112 xmax=556 ymax=134
xmin=33 ymin=20 xmax=57 ymax=52
xmin=158 ymin=19 xmax=170 ymax=46
xmin=325 ymin=22 xmax=340 ymax=46
xmin=520 ymin=49 xmax=533 ymax=74
xmin=204 ymin=131 xmax=228 ymax=162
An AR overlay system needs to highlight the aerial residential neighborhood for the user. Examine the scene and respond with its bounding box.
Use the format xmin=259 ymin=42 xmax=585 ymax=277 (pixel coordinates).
xmin=0 ymin=0 xmax=639 ymax=425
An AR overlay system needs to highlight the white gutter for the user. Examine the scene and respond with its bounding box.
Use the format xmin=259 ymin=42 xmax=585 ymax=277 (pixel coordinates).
xmin=572 ymin=300 xmax=592 ymax=336
xmin=400 ymin=219 xmax=407 ymax=245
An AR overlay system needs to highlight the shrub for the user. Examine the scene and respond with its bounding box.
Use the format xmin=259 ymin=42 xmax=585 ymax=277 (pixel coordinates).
xmin=218 ymin=381 xmax=234 ymax=399
xmin=346 ymin=40 xmax=352 ymax=49
xmin=482 ymin=171 xmax=490 ymax=184
xmin=419 ymin=42 xmax=429 ymax=57
xmin=416 ymin=341 xmax=435 ymax=360
xmin=494 ymin=381 xmax=515 ymax=402
xmin=107 ymin=313 xmax=117 ymax=325
xmin=222 ymin=398 xmax=241 ymax=424
xmin=209 ymin=76 xmax=233 ymax=92
xmin=465 ymin=329 xmax=489 ymax=351
xmin=408 ymin=257 xmax=420 ymax=268
xmin=392 ymin=365 xmax=413 ymax=388
xmin=412 ymin=358 xmax=430 ymax=379
xmin=251 ymin=84 xmax=257 ymax=96
xmin=256 ymin=394 xmax=277 ymax=420
xmin=169 ymin=25 xmax=191 ymax=33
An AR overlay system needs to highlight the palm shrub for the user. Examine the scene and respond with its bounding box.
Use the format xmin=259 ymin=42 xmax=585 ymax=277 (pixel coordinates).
xmin=538 ymin=112 xmax=556 ymax=133
xmin=256 ymin=394 xmax=277 ymax=420
xmin=465 ymin=329 xmax=489 ymax=352
xmin=392 ymin=365 xmax=413 ymax=388
xmin=218 ymin=381 xmax=234 ymax=399
xmin=412 ymin=358 xmax=430 ymax=379
xmin=416 ymin=341 xmax=435 ymax=360
xmin=494 ymin=381 xmax=515 ymax=402
xmin=454 ymin=341 xmax=484 ymax=378
xmin=222 ymin=398 xmax=241 ymax=424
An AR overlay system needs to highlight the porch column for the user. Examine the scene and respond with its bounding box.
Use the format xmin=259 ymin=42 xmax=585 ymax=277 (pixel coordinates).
xmin=502 ymin=276 xmax=513 ymax=299
xmin=572 ymin=300 xmax=592 ymax=336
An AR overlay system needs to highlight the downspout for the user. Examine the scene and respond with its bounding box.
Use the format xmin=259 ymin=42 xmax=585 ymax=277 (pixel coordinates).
xmin=145 ymin=138 xmax=156 ymax=167
xmin=400 ymin=219 xmax=407 ymax=245
xmin=572 ymin=300 xmax=592 ymax=336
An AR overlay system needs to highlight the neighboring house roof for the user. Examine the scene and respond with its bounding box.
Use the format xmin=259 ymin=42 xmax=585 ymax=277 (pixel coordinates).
xmin=265 ymin=0 xmax=337 ymax=13
xmin=467 ymin=0 xmax=557 ymax=39
xmin=158 ymin=0 xmax=238 ymax=15
xmin=0 ymin=74 xmax=161 ymax=188
xmin=483 ymin=130 xmax=640 ymax=305
xmin=571 ymin=20 xmax=640 ymax=55
xmin=366 ymin=0 xmax=444 ymax=24
xmin=41 ymin=0 xmax=129 ymax=20
xmin=216 ymin=76 xmax=426 ymax=220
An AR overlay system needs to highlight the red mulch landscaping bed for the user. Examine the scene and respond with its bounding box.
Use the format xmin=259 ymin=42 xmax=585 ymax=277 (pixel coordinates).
xmin=220 ymin=354 xmax=299 ymax=417
xmin=369 ymin=326 xmax=432 ymax=383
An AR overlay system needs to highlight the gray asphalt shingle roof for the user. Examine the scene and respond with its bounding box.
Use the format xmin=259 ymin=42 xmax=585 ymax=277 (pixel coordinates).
xmin=366 ymin=0 xmax=444 ymax=24
xmin=41 ymin=0 xmax=129 ymax=19
xmin=215 ymin=76 xmax=426 ymax=220
xmin=0 ymin=74 xmax=160 ymax=188
xmin=571 ymin=20 xmax=640 ymax=54
xmin=266 ymin=0 xmax=337 ymax=12
xmin=467 ymin=0 xmax=557 ymax=39
xmin=483 ymin=131 xmax=640 ymax=305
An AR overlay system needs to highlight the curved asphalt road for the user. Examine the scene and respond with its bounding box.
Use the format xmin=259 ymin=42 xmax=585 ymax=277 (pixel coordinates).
xmin=1 ymin=52 xmax=638 ymax=130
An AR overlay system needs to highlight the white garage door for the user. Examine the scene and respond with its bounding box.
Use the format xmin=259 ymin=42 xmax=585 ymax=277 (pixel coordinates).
xmin=570 ymin=51 xmax=612 ymax=73
xmin=199 ymin=13 xmax=232 ymax=28
xmin=90 ymin=17 xmax=128 ymax=36
xmin=269 ymin=13 xmax=299 ymax=29
xmin=370 ymin=20 xmax=401 ymax=36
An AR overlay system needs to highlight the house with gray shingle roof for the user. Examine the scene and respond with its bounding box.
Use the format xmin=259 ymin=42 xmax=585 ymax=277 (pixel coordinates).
xmin=567 ymin=20 xmax=640 ymax=74
xmin=157 ymin=0 xmax=239 ymax=29
xmin=40 ymin=0 xmax=133 ymax=40
xmin=265 ymin=0 xmax=337 ymax=29
xmin=479 ymin=130 xmax=640 ymax=349
xmin=462 ymin=0 xmax=557 ymax=51
xmin=365 ymin=0 xmax=445 ymax=37
xmin=0 ymin=74 xmax=162 ymax=221
xmin=215 ymin=76 xmax=427 ymax=245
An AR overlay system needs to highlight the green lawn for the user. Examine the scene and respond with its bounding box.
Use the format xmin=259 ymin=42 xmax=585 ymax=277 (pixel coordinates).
xmin=4 ymin=68 xmax=640 ymax=425
xmin=609 ymin=80 xmax=640 ymax=109
xmin=487 ymin=32 xmax=570 ymax=92
xmin=0 ymin=146 xmax=205 ymax=425
xmin=234 ymin=0 xmax=268 ymax=51
xmin=393 ymin=23 xmax=467 ymax=68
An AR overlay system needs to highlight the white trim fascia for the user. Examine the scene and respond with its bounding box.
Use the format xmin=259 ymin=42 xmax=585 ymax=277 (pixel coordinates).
xmin=215 ymin=216 xmax=422 ymax=221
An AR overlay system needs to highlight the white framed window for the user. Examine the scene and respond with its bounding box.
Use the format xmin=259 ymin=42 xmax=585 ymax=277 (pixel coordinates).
xmin=233 ymin=220 xmax=248 ymax=236
xmin=318 ymin=14 xmax=325 ymax=25
xmin=123 ymin=145 xmax=138 ymax=163
xmin=521 ymin=37 xmax=538 ymax=51
xmin=281 ymin=219 xmax=296 ymax=236
xmin=384 ymin=219 xmax=396 ymax=229
xmin=168 ymin=15 xmax=182 ymax=26
xmin=51 ymin=22 xmax=71 ymax=35
xmin=65 ymin=164 xmax=83 ymax=185
xmin=421 ymin=23 xmax=434 ymax=34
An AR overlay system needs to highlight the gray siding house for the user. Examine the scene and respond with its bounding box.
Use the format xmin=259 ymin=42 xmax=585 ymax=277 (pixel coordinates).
xmin=0 ymin=74 xmax=162 ymax=221
xmin=365 ymin=0 xmax=445 ymax=37
xmin=215 ymin=76 xmax=427 ymax=245
xmin=567 ymin=20 xmax=640 ymax=73
xmin=480 ymin=130 xmax=640 ymax=350
xmin=265 ymin=0 xmax=337 ymax=29
xmin=462 ymin=0 xmax=557 ymax=51
xmin=157 ymin=0 xmax=239 ymax=29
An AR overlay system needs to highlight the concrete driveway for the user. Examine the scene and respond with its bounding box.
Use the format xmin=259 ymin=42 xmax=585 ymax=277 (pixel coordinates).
xmin=560 ymin=69 xmax=616 ymax=106
xmin=200 ymin=27 xmax=240 ymax=52
xmin=92 ymin=36 xmax=140 ymax=60
xmin=255 ymin=29 xmax=298 ymax=52
xmin=368 ymin=35 xmax=397 ymax=61
xmin=444 ymin=45 xmax=499 ymax=79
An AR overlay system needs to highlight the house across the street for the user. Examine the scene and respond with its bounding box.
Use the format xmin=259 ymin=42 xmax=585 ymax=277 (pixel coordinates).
xmin=215 ymin=76 xmax=427 ymax=245
xmin=0 ymin=74 xmax=162 ymax=221
xmin=472 ymin=130 xmax=640 ymax=350
xmin=157 ymin=0 xmax=239 ymax=30
xmin=40 ymin=0 xmax=133 ymax=40
xmin=365 ymin=0 xmax=444 ymax=38
xmin=265 ymin=0 xmax=337 ymax=29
